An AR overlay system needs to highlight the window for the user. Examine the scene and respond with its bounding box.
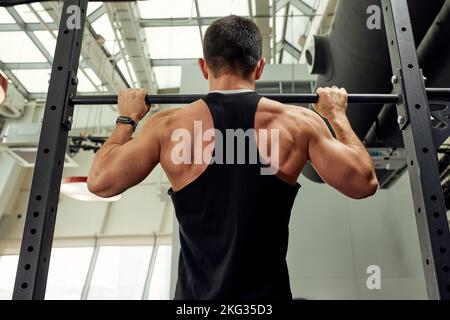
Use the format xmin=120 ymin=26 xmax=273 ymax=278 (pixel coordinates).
xmin=145 ymin=26 xmax=203 ymax=60
xmin=138 ymin=0 xmax=195 ymax=19
xmin=33 ymin=31 xmax=57 ymax=57
xmin=153 ymin=66 xmax=181 ymax=89
xmin=11 ymin=69 xmax=51 ymax=93
xmin=198 ymin=0 xmax=249 ymax=17
xmin=91 ymin=14 xmax=119 ymax=55
xmin=87 ymin=2 xmax=102 ymax=16
xmin=0 ymin=245 xmax=172 ymax=300
xmin=148 ymin=245 xmax=172 ymax=300
xmin=117 ymin=59 xmax=138 ymax=88
xmin=77 ymin=71 xmax=98 ymax=93
xmin=87 ymin=246 xmax=153 ymax=300
xmin=0 ymin=8 xmax=15 ymax=23
xmin=13 ymin=4 xmax=52 ymax=23
xmin=0 ymin=255 xmax=19 ymax=300
xmin=285 ymin=6 xmax=309 ymax=52
xmin=0 ymin=32 xmax=46 ymax=63
xmin=274 ymin=9 xmax=286 ymax=43
xmin=82 ymin=68 xmax=103 ymax=88
xmin=45 ymin=247 xmax=94 ymax=300
xmin=30 ymin=3 xmax=53 ymax=23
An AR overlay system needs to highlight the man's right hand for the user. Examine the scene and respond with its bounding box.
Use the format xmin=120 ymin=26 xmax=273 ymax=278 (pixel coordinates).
xmin=118 ymin=88 xmax=150 ymax=123
xmin=313 ymin=86 xmax=348 ymax=121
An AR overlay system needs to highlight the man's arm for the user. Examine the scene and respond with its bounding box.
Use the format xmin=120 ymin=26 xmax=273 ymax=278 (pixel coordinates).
xmin=87 ymin=89 xmax=160 ymax=198
xmin=306 ymin=87 xmax=378 ymax=199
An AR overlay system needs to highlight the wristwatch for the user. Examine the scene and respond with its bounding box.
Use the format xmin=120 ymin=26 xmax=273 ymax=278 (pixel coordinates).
xmin=116 ymin=116 xmax=137 ymax=131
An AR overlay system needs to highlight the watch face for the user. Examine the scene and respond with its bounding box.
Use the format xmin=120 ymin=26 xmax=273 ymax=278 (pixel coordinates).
xmin=117 ymin=116 xmax=136 ymax=130
xmin=118 ymin=116 xmax=131 ymax=123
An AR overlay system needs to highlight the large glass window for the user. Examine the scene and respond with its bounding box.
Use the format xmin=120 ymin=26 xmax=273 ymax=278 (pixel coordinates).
xmin=198 ymin=0 xmax=249 ymax=17
xmin=0 ymin=255 xmax=19 ymax=300
xmin=91 ymin=14 xmax=119 ymax=55
xmin=45 ymin=247 xmax=94 ymax=300
xmin=11 ymin=69 xmax=51 ymax=93
xmin=153 ymin=66 xmax=181 ymax=89
xmin=145 ymin=26 xmax=202 ymax=60
xmin=285 ymin=6 xmax=310 ymax=52
xmin=0 ymin=8 xmax=15 ymax=23
xmin=148 ymin=245 xmax=172 ymax=300
xmin=14 ymin=4 xmax=51 ymax=23
xmin=138 ymin=0 xmax=195 ymax=19
xmin=0 ymin=32 xmax=46 ymax=63
xmin=0 ymin=244 xmax=171 ymax=300
xmin=87 ymin=246 xmax=153 ymax=300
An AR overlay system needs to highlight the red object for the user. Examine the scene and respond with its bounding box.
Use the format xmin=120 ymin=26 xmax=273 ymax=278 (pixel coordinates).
xmin=60 ymin=176 xmax=122 ymax=202
xmin=0 ymin=72 xmax=7 ymax=105
xmin=62 ymin=176 xmax=88 ymax=183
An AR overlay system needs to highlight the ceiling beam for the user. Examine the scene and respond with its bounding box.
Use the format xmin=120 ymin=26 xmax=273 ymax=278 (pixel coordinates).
xmin=289 ymin=0 xmax=314 ymax=16
xmin=139 ymin=16 xmax=216 ymax=27
xmin=194 ymin=0 xmax=204 ymax=42
xmin=0 ymin=63 xmax=30 ymax=99
xmin=41 ymin=1 xmax=129 ymax=92
xmin=1 ymin=61 xmax=90 ymax=70
xmin=151 ymin=59 xmax=197 ymax=67
xmin=254 ymin=0 xmax=272 ymax=62
xmin=278 ymin=2 xmax=290 ymax=63
xmin=0 ymin=8 xmax=103 ymax=32
xmin=106 ymin=2 xmax=156 ymax=90
xmin=6 ymin=7 xmax=53 ymax=62
xmin=276 ymin=40 xmax=301 ymax=60
xmin=248 ymin=0 xmax=254 ymax=20
xmin=1 ymin=59 xmax=198 ymax=69
xmin=87 ymin=4 xmax=105 ymax=24
xmin=281 ymin=40 xmax=301 ymax=60
xmin=0 ymin=22 xmax=57 ymax=31
xmin=1 ymin=62 xmax=50 ymax=69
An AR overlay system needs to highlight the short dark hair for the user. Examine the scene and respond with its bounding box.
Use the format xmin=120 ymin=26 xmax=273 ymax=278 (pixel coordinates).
xmin=203 ymin=15 xmax=263 ymax=78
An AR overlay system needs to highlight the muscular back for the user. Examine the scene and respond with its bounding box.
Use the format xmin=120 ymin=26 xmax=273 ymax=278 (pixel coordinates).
xmin=88 ymin=88 xmax=377 ymax=200
xmin=158 ymin=98 xmax=311 ymax=191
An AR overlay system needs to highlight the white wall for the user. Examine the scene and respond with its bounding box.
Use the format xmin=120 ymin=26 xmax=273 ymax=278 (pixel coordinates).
xmin=169 ymin=63 xmax=427 ymax=299
xmin=288 ymin=174 xmax=426 ymax=300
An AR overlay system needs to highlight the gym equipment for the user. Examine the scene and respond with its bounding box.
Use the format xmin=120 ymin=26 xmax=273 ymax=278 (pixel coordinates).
xmin=9 ymin=0 xmax=450 ymax=300
xmin=69 ymin=89 xmax=449 ymax=106
xmin=303 ymin=0 xmax=450 ymax=187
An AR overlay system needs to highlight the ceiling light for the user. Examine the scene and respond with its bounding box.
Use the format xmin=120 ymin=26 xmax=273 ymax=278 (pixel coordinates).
xmin=60 ymin=176 xmax=121 ymax=202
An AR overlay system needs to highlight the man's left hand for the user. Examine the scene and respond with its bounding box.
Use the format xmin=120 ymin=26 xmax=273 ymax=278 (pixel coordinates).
xmin=118 ymin=88 xmax=150 ymax=122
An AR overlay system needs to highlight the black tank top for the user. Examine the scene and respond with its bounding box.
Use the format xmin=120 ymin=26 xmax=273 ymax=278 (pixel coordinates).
xmin=169 ymin=91 xmax=300 ymax=300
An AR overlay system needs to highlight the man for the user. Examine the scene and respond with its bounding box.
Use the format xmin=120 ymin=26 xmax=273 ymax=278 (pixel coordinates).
xmin=87 ymin=15 xmax=378 ymax=299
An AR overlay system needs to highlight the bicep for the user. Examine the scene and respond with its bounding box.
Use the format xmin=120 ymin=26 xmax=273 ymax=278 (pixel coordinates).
xmin=306 ymin=115 xmax=361 ymax=196
xmin=106 ymin=122 xmax=161 ymax=194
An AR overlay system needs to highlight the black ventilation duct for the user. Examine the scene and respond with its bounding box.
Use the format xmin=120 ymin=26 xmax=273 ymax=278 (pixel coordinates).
xmin=303 ymin=0 xmax=447 ymax=186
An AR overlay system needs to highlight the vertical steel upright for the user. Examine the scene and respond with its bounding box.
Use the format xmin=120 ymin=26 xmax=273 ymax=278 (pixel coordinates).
xmin=382 ymin=0 xmax=450 ymax=299
xmin=12 ymin=0 xmax=88 ymax=300
xmin=10 ymin=0 xmax=450 ymax=300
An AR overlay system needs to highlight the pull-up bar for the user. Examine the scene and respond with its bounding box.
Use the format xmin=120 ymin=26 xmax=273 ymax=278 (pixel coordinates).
xmin=69 ymin=93 xmax=400 ymax=105
xmin=68 ymin=88 xmax=450 ymax=105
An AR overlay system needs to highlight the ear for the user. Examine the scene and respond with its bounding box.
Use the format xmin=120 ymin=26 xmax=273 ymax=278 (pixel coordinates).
xmin=198 ymin=58 xmax=209 ymax=80
xmin=254 ymin=58 xmax=266 ymax=80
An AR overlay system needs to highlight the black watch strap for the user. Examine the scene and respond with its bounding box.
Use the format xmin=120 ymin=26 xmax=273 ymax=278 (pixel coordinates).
xmin=116 ymin=116 xmax=137 ymax=131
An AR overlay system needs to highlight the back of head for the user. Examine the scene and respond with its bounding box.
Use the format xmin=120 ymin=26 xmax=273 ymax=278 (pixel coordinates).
xmin=203 ymin=15 xmax=263 ymax=78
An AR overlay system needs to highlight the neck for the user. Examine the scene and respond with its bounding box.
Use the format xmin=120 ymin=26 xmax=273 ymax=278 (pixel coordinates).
xmin=208 ymin=74 xmax=255 ymax=92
